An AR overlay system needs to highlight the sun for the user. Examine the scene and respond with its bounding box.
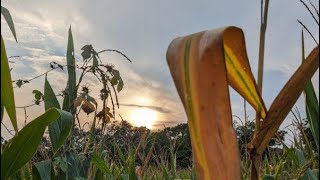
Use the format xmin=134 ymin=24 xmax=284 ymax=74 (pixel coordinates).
xmin=130 ymin=108 xmax=157 ymax=129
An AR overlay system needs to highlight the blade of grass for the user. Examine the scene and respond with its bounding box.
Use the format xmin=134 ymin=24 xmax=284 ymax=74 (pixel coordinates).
xmin=1 ymin=6 xmax=17 ymax=42
xmin=1 ymin=36 xmax=17 ymax=132
xmin=302 ymin=30 xmax=319 ymax=151
xmin=298 ymin=20 xmax=319 ymax=45
xmin=63 ymin=26 xmax=77 ymax=113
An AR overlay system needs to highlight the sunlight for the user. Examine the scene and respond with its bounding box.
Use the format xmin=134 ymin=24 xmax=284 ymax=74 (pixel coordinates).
xmin=130 ymin=108 xmax=157 ymax=129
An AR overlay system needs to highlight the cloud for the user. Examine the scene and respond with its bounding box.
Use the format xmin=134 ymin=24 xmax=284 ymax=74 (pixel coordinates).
xmin=1 ymin=0 xmax=319 ymax=139
xmin=120 ymin=103 xmax=171 ymax=114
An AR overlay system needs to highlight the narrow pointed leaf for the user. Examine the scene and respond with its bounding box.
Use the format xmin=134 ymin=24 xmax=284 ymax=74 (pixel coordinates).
xmin=302 ymin=29 xmax=319 ymax=151
xmin=0 ymin=108 xmax=62 ymax=180
xmin=1 ymin=36 xmax=17 ymax=132
xmin=44 ymin=77 xmax=73 ymax=153
xmin=1 ymin=6 xmax=17 ymax=42
xmin=64 ymin=26 xmax=77 ymax=113
xmin=91 ymin=152 xmax=111 ymax=174
xmin=251 ymin=46 xmax=319 ymax=155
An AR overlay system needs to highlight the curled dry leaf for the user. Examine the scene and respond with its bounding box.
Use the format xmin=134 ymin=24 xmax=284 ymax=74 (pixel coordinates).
xmin=81 ymin=99 xmax=95 ymax=115
xmin=74 ymin=96 xmax=85 ymax=108
xmin=167 ymin=26 xmax=266 ymax=179
xmin=96 ymin=107 xmax=113 ymax=123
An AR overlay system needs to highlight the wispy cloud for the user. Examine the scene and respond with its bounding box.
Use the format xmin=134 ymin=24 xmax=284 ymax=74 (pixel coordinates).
xmin=1 ymin=0 xmax=318 ymax=139
xmin=120 ymin=103 xmax=171 ymax=114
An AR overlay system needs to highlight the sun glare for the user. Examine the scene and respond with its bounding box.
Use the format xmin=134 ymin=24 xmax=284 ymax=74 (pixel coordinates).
xmin=130 ymin=108 xmax=157 ymax=129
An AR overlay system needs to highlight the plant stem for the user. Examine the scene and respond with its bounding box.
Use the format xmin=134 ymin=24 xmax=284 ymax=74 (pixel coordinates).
xmin=252 ymin=0 xmax=270 ymax=179
xmin=256 ymin=0 xmax=270 ymax=134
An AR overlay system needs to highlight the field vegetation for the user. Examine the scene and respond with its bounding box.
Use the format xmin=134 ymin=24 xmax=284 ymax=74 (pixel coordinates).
xmin=1 ymin=0 xmax=319 ymax=179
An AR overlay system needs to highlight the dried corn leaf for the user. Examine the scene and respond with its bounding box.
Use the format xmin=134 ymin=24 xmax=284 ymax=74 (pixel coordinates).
xmin=166 ymin=26 xmax=266 ymax=179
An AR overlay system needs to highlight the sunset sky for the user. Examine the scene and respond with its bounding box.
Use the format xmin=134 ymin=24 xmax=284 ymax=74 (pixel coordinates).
xmin=1 ymin=0 xmax=319 ymax=140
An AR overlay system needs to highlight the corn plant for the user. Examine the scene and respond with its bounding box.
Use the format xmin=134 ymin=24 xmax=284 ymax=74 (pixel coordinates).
xmin=1 ymin=6 xmax=73 ymax=180
xmin=166 ymin=16 xmax=318 ymax=180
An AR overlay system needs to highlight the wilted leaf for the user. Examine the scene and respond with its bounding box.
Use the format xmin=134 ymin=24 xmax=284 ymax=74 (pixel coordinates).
xmin=58 ymin=64 xmax=64 ymax=70
xmin=74 ymin=96 xmax=84 ymax=108
xmin=86 ymin=95 xmax=97 ymax=105
xmin=32 ymin=90 xmax=44 ymax=101
xmin=252 ymin=46 xmax=319 ymax=155
xmin=16 ymin=80 xmax=23 ymax=88
xmin=1 ymin=36 xmax=17 ymax=132
xmin=81 ymin=99 xmax=95 ymax=115
xmin=81 ymin=51 xmax=91 ymax=61
xmin=81 ymin=44 xmax=93 ymax=51
xmin=166 ymin=27 xmax=266 ymax=179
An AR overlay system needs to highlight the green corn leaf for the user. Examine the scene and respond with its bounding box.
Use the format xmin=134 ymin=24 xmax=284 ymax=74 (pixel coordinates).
xmin=32 ymin=160 xmax=52 ymax=180
xmin=44 ymin=77 xmax=73 ymax=153
xmin=22 ymin=165 xmax=31 ymax=180
xmin=1 ymin=36 xmax=17 ymax=132
xmin=262 ymin=174 xmax=275 ymax=180
xmin=63 ymin=26 xmax=77 ymax=113
xmin=113 ymin=140 xmax=127 ymax=167
xmin=302 ymin=29 xmax=319 ymax=151
xmin=1 ymin=102 xmax=4 ymax=123
xmin=264 ymin=156 xmax=271 ymax=174
xmin=0 ymin=108 xmax=62 ymax=180
xmin=128 ymin=148 xmax=137 ymax=180
xmin=65 ymin=151 xmax=81 ymax=179
xmin=1 ymin=6 xmax=17 ymax=42
xmin=296 ymin=149 xmax=318 ymax=180
xmin=121 ymin=174 xmax=129 ymax=180
xmin=91 ymin=151 xmax=111 ymax=174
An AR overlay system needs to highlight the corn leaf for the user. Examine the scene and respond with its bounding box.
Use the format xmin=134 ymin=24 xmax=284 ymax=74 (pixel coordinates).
xmin=63 ymin=26 xmax=76 ymax=113
xmin=32 ymin=160 xmax=52 ymax=180
xmin=1 ymin=36 xmax=17 ymax=132
xmin=91 ymin=151 xmax=111 ymax=174
xmin=296 ymin=149 xmax=318 ymax=180
xmin=223 ymin=28 xmax=267 ymax=119
xmin=262 ymin=174 xmax=275 ymax=180
xmin=251 ymin=46 xmax=319 ymax=155
xmin=302 ymin=29 xmax=319 ymax=151
xmin=0 ymin=108 xmax=63 ymax=180
xmin=166 ymin=26 xmax=265 ymax=179
xmin=44 ymin=76 xmax=73 ymax=153
xmin=1 ymin=6 xmax=17 ymax=42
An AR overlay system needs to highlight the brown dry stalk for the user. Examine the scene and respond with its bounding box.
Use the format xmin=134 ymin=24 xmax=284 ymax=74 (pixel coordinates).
xmin=250 ymin=46 xmax=319 ymax=155
xmin=251 ymin=1 xmax=270 ymax=179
